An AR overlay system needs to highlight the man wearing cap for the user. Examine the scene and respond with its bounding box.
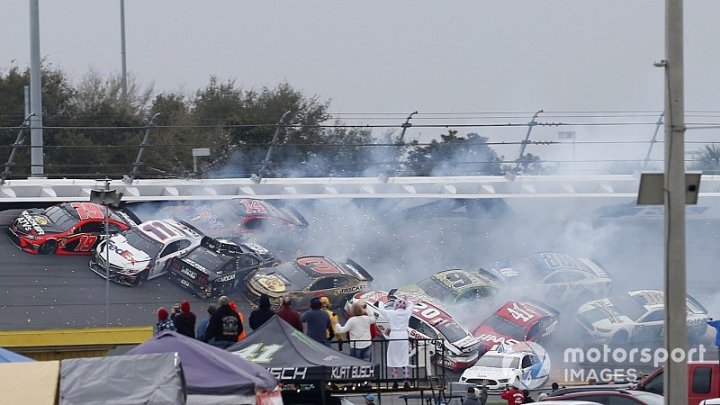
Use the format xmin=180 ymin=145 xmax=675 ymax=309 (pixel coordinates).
xmin=364 ymin=393 xmax=376 ymax=405
xmin=204 ymin=295 xmax=242 ymax=348
xmin=301 ymin=297 xmax=331 ymax=346
xmin=320 ymin=296 xmax=343 ymax=349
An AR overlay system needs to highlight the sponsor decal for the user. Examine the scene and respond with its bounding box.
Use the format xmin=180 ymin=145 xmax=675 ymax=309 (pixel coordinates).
xmin=180 ymin=267 xmax=197 ymax=279
xmin=268 ymin=367 xmax=307 ymax=380
xmin=34 ymin=216 xmax=48 ymax=225
xmin=331 ymin=365 xmax=374 ymax=379
xmin=477 ymin=333 xmax=520 ymax=347
xmin=340 ymin=284 xmax=366 ymax=294
xmin=258 ymin=277 xmax=285 ymax=292
xmin=17 ymin=212 xmax=45 ymax=235
xmin=216 ymin=273 xmax=236 ymax=283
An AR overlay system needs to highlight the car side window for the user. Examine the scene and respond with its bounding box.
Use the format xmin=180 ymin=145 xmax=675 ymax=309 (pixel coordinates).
xmin=160 ymin=242 xmax=180 ymax=257
xmin=521 ymin=355 xmax=532 ymax=369
xmin=543 ymin=271 xmax=584 ymax=283
xmin=409 ymin=317 xmax=437 ymax=339
xmin=310 ymin=278 xmax=335 ymax=291
xmin=692 ymin=366 xmax=712 ymax=394
xmin=641 ymin=310 xmax=664 ymax=323
xmin=333 ymin=277 xmax=349 ymax=288
xmin=78 ymin=222 xmax=104 ymax=234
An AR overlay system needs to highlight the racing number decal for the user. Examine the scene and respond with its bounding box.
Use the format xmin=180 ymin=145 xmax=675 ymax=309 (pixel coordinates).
xmin=71 ymin=202 xmax=105 ymax=220
xmin=413 ymin=301 xmax=445 ymax=326
xmin=234 ymin=343 xmax=282 ymax=363
xmin=142 ymin=221 xmax=176 ymax=241
xmin=445 ymin=272 xmax=472 ymax=288
xmin=240 ymin=200 xmax=268 ymax=214
xmin=298 ymin=257 xmax=339 ymax=274
xmin=76 ymin=235 xmax=98 ymax=251
xmin=507 ymin=302 xmax=535 ymax=323
xmin=540 ymin=253 xmax=575 ymax=269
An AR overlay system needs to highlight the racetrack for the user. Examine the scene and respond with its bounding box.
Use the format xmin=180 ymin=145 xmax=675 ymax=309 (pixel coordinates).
xmin=2 ymin=198 xmax=720 ymax=386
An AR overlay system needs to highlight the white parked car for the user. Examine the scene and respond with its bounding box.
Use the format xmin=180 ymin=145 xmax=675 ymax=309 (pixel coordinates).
xmin=577 ymin=289 xmax=709 ymax=345
xmin=90 ymin=219 xmax=205 ymax=286
xmin=459 ymin=342 xmax=551 ymax=390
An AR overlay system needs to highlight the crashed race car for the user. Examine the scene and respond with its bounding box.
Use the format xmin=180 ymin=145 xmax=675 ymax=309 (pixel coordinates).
xmin=398 ymin=269 xmax=500 ymax=307
xmin=482 ymin=251 xmax=612 ymax=303
xmin=167 ymin=239 xmax=278 ymax=299
xmin=577 ymin=289 xmax=709 ymax=345
xmin=6 ymin=202 xmax=138 ymax=255
xmin=347 ymin=290 xmax=483 ymax=371
xmin=90 ymin=218 xmax=273 ymax=287
xmin=245 ymin=256 xmax=372 ymax=309
xmin=459 ymin=342 xmax=551 ymax=390
xmin=473 ymin=300 xmax=559 ymax=351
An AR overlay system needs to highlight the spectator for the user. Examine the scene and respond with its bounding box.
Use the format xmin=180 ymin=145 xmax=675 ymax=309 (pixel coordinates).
xmin=333 ymin=300 xmax=375 ymax=361
xmin=204 ymin=295 xmax=242 ymax=348
xmin=320 ymin=296 xmax=343 ymax=349
xmin=172 ymin=300 xmax=196 ymax=338
xmin=277 ymin=296 xmax=303 ymax=332
xmin=478 ymin=380 xmax=489 ymax=405
xmin=537 ymin=393 xmax=548 ymax=400
xmin=196 ymin=304 xmax=217 ymax=341
xmin=377 ymin=295 xmax=414 ymax=389
xmin=364 ymin=393 xmax=376 ymax=405
xmin=501 ymin=385 xmax=525 ymax=405
xmin=522 ymin=389 xmax=534 ymax=403
xmin=229 ymin=300 xmax=247 ymax=341
xmin=301 ymin=297 xmax=331 ymax=346
xmin=249 ymin=294 xmax=275 ymax=331
xmin=465 ymin=387 xmax=481 ymax=405
xmin=156 ymin=307 xmax=176 ymax=334
xmin=550 ymin=382 xmax=559 ymax=393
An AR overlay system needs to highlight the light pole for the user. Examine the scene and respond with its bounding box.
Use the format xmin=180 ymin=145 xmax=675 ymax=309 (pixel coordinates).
xmin=90 ymin=178 xmax=122 ymax=326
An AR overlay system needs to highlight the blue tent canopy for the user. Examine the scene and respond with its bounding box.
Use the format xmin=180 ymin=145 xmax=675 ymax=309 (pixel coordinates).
xmin=0 ymin=347 xmax=34 ymax=363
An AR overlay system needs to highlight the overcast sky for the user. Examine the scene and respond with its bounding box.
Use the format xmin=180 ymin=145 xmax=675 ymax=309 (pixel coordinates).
xmin=4 ymin=1 xmax=720 ymax=168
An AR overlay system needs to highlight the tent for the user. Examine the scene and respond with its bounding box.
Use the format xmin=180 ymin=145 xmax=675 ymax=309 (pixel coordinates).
xmin=0 ymin=360 xmax=60 ymax=405
xmin=227 ymin=316 xmax=375 ymax=383
xmin=60 ymin=352 xmax=186 ymax=405
xmin=0 ymin=346 xmax=34 ymax=363
xmin=128 ymin=331 xmax=278 ymax=405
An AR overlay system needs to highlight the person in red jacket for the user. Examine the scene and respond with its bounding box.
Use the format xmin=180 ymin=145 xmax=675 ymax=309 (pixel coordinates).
xmin=276 ymin=296 xmax=303 ymax=332
xmin=501 ymin=385 xmax=525 ymax=405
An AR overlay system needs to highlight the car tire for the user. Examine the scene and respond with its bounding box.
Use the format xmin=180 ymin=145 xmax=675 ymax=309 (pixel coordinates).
xmin=609 ymin=330 xmax=628 ymax=346
xmin=134 ymin=270 xmax=149 ymax=286
xmin=39 ymin=240 xmax=57 ymax=255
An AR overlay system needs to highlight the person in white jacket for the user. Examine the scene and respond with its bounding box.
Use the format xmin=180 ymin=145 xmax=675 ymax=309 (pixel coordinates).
xmin=377 ymin=295 xmax=415 ymax=389
xmin=333 ymin=299 xmax=376 ymax=361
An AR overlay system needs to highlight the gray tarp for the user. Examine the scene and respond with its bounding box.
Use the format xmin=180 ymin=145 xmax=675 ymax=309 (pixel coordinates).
xmin=60 ymin=352 xmax=186 ymax=405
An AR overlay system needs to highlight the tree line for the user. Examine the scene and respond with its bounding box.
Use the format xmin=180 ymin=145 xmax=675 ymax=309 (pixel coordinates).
xmin=0 ymin=64 xmax=542 ymax=179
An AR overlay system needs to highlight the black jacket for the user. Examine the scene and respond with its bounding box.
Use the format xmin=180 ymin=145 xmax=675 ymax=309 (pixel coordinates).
xmin=205 ymin=304 xmax=242 ymax=342
xmin=173 ymin=312 xmax=196 ymax=338
xmin=249 ymin=295 xmax=275 ymax=330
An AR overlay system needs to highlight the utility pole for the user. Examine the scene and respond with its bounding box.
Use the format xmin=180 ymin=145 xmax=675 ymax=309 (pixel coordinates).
xmin=514 ymin=109 xmax=543 ymax=173
xmin=29 ymin=0 xmax=44 ymax=177
xmin=661 ymin=0 xmax=688 ymax=404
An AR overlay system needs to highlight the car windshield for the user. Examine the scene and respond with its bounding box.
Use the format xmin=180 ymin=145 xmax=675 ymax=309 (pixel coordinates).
xmin=185 ymin=247 xmax=229 ymax=272
xmin=483 ymin=314 xmax=527 ymax=340
xmin=45 ymin=205 xmax=77 ymax=231
xmin=124 ymin=228 xmax=163 ymax=258
xmin=475 ymin=354 xmax=520 ymax=369
xmin=269 ymin=262 xmax=313 ymax=288
xmin=417 ymin=277 xmax=455 ymax=301
xmin=613 ymin=294 xmax=647 ymax=322
xmin=436 ymin=319 xmax=470 ymax=343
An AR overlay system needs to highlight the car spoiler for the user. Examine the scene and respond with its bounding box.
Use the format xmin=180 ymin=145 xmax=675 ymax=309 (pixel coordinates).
xmin=518 ymin=297 xmax=560 ymax=318
xmin=687 ymin=294 xmax=708 ymax=314
xmin=347 ymin=259 xmax=373 ymax=282
xmin=117 ymin=207 xmax=142 ymax=227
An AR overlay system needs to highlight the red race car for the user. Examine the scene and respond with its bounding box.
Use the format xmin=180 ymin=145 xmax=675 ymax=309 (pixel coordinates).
xmin=6 ymin=202 xmax=138 ymax=255
xmin=473 ymin=300 xmax=559 ymax=351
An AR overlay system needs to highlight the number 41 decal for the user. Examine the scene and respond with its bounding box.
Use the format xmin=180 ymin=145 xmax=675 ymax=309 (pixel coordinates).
xmin=507 ymin=302 xmax=535 ymax=322
xmin=232 ymin=343 xmax=282 ymax=363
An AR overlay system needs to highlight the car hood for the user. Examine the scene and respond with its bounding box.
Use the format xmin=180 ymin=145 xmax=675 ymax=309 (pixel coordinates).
xmin=578 ymin=299 xmax=633 ymax=328
xmin=249 ymin=272 xmax=295 ymax=295
xmin=13 ymin=211 xmax=63 ymax=236
xmin=461 ymin=365 xmax=516 ymax=380
xmin=474 ymin=325 xmax=522 ymax=350
xmin=100 ymin=237 xmax=152 ymax=272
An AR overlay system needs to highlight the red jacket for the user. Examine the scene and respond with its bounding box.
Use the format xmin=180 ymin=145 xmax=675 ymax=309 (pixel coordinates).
xmin=276 ymin=304 xmax=303 ymax=332
xmin=500 ymin=388 xmax=524 ymax=405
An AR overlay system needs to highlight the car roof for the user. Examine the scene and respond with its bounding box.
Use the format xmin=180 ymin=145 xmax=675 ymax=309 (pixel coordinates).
xmin=494 ymin=300 xmax=556 ymax=327
xmin=137 ymin=219 xmax=203 ymax=244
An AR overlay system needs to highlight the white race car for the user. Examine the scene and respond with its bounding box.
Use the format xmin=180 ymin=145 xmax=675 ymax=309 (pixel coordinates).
xmin=346 ymin=290 xmax=483 ymax=371
xmin=90 ymin=219 xmax=205 ymax=286
xmin=482 ymin=252 xmax=612 ymax=303
xmin=459 ymin=342 xmax=551 ymax=390
xmin=577 ymin=289 xmax=709 ymax=345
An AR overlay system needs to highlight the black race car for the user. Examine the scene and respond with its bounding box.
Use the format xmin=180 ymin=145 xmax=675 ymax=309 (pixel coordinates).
xmin=167 ymin=238 xmax=277 ymax=299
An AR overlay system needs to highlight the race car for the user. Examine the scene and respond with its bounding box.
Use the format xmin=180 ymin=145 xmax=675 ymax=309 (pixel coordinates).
xmin=245 ymin=256 xmax=372 ymax=309
xmin=149 ymin=198 xmax=308 ymax=241
xmin=398 ymin=269 xmax=500 ymax=306
xmin=167 ymin=239 xmax=278 ymax=299
xmin=459 ymin=342 xmax=551 ymax=390
xmin=346 ymin=290 xmax=483 ymax=371
xmin=577 ymin=289 xmax=709 ymax=345
xmin=89 ymin=218 xmax=206 ymax=286
xmin=473 ymin=300 xmax=559 ymax=351
xmin=481 ymin=252 xmax=612 ymax=303
xmin=6 ymin=202 xmax=138 ymax=255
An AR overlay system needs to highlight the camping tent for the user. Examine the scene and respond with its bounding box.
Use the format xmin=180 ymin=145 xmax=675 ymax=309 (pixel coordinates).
xmin=0 ymin=346 xmax=34 ymax=363
xmin=128 ymin=331 xmax=278 ymax=405
xmin=0 ymin=360 xmax=60 ymax=404
xmin=227 ymin=316 xmax=375 ymax=383
xmin=60 ymin=352 xmax=186 ymax=405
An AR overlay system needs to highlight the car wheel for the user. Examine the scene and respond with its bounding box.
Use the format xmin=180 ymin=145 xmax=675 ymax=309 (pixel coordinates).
xmin=39 ymin=240 xmax=57 ymax=254
xmin=134 ymin=270 xmax=149 ymax=286
xmin=610 ymin=330 xmax=628 ymax=346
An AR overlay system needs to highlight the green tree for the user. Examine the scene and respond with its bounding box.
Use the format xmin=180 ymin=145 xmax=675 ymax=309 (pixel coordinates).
xmin=690 ymin=144 xmax=720 ymax=174
xmin=404 ymin=130 xmax=503 ymax=176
